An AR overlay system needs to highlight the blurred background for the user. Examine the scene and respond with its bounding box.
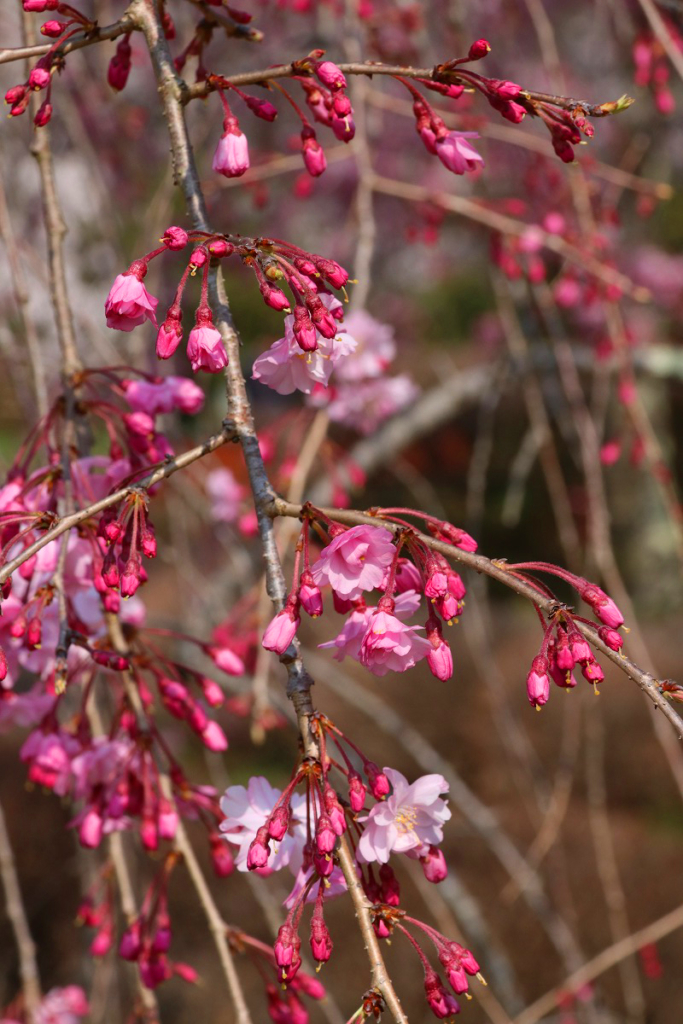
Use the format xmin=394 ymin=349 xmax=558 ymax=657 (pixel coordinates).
xmin=1 ymin=0 xmax=683 ymax=1022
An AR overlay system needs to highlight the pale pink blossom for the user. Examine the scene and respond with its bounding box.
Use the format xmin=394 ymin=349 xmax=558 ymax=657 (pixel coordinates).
xmin=310 ymin=525 xmax=395 ymax=600
xmin=34 ymin=986 xmax=88 ymax=1024
xmin=186 ymin=324 xmax=228 ymax=373
xmin=124 ymin=377 xmax=205 ymax=416
xmin=20 ymin=729 xmax=80 ymax=796
xmin=105 ymin=272 xmax=158 ymax=332
xmin=333 ymin=311 xmax=396 ymax=382
xmin=284 ymin=865 xmax=347 ymax=910
xmin=206 ymin=468 xmax=244 ymax=524
xmin=252 ymin=316 xmax=357 ymax=396
xmin=359 ymin=609 xmax=431 ymax=676
xmin=0 ymin=687 xmax=54 ymax=734
xmin=356 ymin=767 xmax=451 ymax=863
xmin=219 ymin=777 xmax=307 ymax=873
xmin=212 ymin=128 xmax=250 ymax=177
xmin=309 ymin=375 xmax=418 ymax=434
xmin=319 ymin=591 xmax=421 ymax=663
xmin=435 ymin=131 xmax=484 ymax=174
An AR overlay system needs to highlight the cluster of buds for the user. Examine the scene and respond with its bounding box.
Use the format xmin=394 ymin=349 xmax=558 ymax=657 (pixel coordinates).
xmin=117 ymin=854 xmax=198 ymax=989
xmin=511 ymin=562 xmax=626 ymax=708
xmin=98 ymin=491 xmax=155 ymax=599
xmin=262 ymin=505 xmax=476 ymax=682
xmin=4 ymin=0 xmax=97 ymax=126
xmin=104 ymin=226 xmax=350 ymax=371
xmin=391 ymin=917 xmax=484 ymax=1020
xmin=632 ymin=22 xmax=682 ymax=115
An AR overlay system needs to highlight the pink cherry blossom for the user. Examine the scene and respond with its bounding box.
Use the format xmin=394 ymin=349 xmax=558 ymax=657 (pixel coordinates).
xmin=124 ymin=377 xmax=205 ymax=416
xmin=356 ymin=767 xmax=451 ymax=863
xmin=252 ymin=314 xmax=357 ymax=396
xmin=359 ymin=609 xmax=431 ymax=676
xmin=34 ymin=986 xmax=88 ymax=1024
xmin=333 ymin=311 xmax=396 ymax=382
xmin=206 ymin=468 xmax=244 ymax=524
xmin=435 ymin=131 xmax=484 ymax=174
xmin=105 ymin=272 xmax=158 ymax=332
xmin=219 ymin=777 xmax=307 ymax=873
xmin=186 ymin=324 xmax=228 ymax=373
xmin=310 ymin=525 xmax=395 ymax=600
xmin=319 ymin=591 xmax=421 ymax=663
xmin=262 ymin=605 xmax=300 ymax=654
xmin=309 ymin=375 xmax=418 ymax=434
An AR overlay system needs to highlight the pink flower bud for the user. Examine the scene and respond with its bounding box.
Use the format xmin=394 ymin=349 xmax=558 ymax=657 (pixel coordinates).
xmin=209 ymin=645 xmax=245 ymax=676
xmin=5 ymin=85 xmax=27 ymax=106
xmin=156 ymin=314 xmax=183 ymax=359
xmin=425 ymin=967 xmax=460 ymax=1019
xmin=244 ymin=95 xmax=278 ymax=121
xmin=268 ymin=804 xmax=290 ymax=841
xmin=323 ymin=785 xmax=346 ymax=835
xmin=316 ymin=61 xmax=347 ymax=90
xmin=598 ymin=626 xmax=623 ymax=652
xmin=259 ymin=281 xmax=291 ymax=312
xmin=262 ymin=603 xmax=300 ymax=654
xmin=580 ymin=583 xmax=624 ymax=629
xmin=33 ymin=101 xmax=52 ymax=127
xmin=29 ymin=66 xmax=51 ymax=91
xmin=299 ymin=570 xmax=323 ymax=617
xmin=526 ymin=655 xmax=550 ymax=709
xmin=247 ymin=826 xmax=271 ymax=870
xmin=468 ymin=38 xmax=490 ymax=60
xmin=79 ymin=809 xmax=103 ymax=848
xmin=366 ymin=762 xmax=390 ymax=799
xmin=162 ymin=225 xmax=189 ymax=250
xmin=210 ymin=833 xmax=235 ymax=877
xmin=187 ymin=317 xmax=228 ymax=374
xmin=199 ymin=677 xmax=224 ymax=707
xmin=90 ymin=926 xmax=113 ymax=957
xmin=208 ymin=238 xmax=234 ymax=258
xmin=348 ymin=772 xmax=366 ymax=812
xmin=420 ymin=845 xmax=448 ymax=883
xmin=582 ymin=660 xmax=604 ymax=684
xmin=189 ymin=247 xmax=207 ymax=269
xmin=302 ymin=132 xmax=327 ymax=177
xmin=315 ymin=812 xmax=337 ymax=854
xmin=23 ymin=0 xmax=59 ymax=11
xmin=292 ymin=306 xmax=318 ymax=351
xmin=212 ymin=123 xmax=250 ymax=178
xmin=41 ymin=20 xmax=66 ymax=36
xmin=310 ymin=913 xmax=333 ymax=963
xmin=200 ymin=720 xmax=228 ymax=751
xmin=568 ymin=631 xmax=592 ymax=664
xmin=379 ymin=863 xmax=401 ymax=905
xmin=119 ymin=921 xmax=142 ymax=961
xmin=107 ymin=36 xmax=132 ymax=92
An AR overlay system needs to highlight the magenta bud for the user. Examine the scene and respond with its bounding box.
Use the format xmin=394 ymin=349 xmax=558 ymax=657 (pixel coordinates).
xmin=268 ymin=804 xmax=290 ymax=841
xmin=207 ymin=238 xmax=234 ymax=258
xmin=162 ymin=225 xmax=189 ymax=250
xmin=468 ymin=38 xmax=491 ymax=60
xmin=189 ymin=247 xmax=208 ymax=269
xmin=41 ymin=19 xmax=66 ymax=36
xmin=420 ymin=845 xmax=448 ymax=883
xmin=348 ymin=772 xmax=366 ymax=812
xmin=366 ymin=762 xmax=390 ymax=799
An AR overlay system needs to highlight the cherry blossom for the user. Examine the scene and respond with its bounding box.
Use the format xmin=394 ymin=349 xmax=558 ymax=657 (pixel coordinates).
xmin=105 ymin=270 xmax=158 ymax=332
xmin=219 ymin=776 xmax=307 ymax=873
xmin=356 ymin=768 xmax=451 ymax=863
xmin=310 ymin=524 xmax=396 ymax=600
xmin=252 ymin=315 xmax=357 ymax=395
xmin=359 ymin=609 xmax=431 ymax=677
xmin=206 ymin=468 xmax=244 ymax=524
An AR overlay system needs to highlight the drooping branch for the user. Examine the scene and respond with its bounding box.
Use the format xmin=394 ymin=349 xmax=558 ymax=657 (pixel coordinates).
xmin=268 ymin=497 xmax=683 ymax=739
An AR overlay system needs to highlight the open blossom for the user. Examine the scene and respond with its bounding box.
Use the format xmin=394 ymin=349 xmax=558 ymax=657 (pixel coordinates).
xmin=435 ymin=131 xmax=484 ymax=174
xmin=105 ymin=270 xmax=158 ymax=331
xmin=333 ymin=310 xmax=396 ymax=382
xmin=319 ymin=591 xmax=420 ymax=663
xmin=219 ymin=777 xmax=307 ymax=873
xmin=310 ymin=375 xmax=418 ymax=434
xmin=252 ymin=314 xmax=357 ymax=395
xmin=310 ymin=525 xmax=395 ymax=600
xmin=359 ymin=609 xmax=431 ymax=677
xmin=357 ymin=767 xmax=451 ymax=863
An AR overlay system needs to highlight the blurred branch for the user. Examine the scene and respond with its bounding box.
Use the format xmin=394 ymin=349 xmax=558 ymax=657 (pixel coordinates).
xmin=0 ymin=14 xmax=135 ymax=65
xmin=0 ymin=798 xmax=41 ymax=1023
xmin=513 ymin=900 xmax=683 ymax=1024
xmin=637 ymin=0 xmax=683 ymax=81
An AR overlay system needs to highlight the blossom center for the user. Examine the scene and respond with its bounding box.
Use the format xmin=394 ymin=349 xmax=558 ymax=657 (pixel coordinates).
xmin=395 ymin=805 xmax=417 ymax=833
